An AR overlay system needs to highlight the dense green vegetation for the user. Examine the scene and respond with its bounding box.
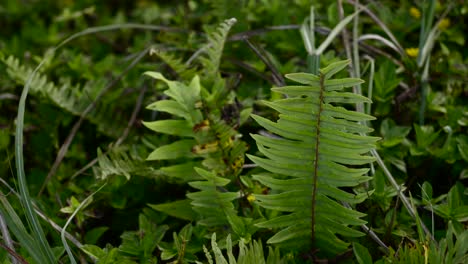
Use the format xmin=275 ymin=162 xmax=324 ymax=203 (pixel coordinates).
xmin=0 ymin=0 xmax=467 ymax=263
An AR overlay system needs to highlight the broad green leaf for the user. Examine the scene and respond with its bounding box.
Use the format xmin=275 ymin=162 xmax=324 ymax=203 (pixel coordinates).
xmin=456 ymin=135 xmax=468 ymax=162
xmin=85 ymin=227 xmax=109 ymax=245
xmin=81 ymin=245 xmax=106 ymax=259
xmin=143 ymin=120 xmax=194 ymax=137
xmin=414 ymin=124 xmax=440 ymax=148
xmin=149 ymin=199 xmax=198 ymax=221
xmin=146 ymin=100 xmax=190 ymax=120
xmin=158 ymin=162 xmax=202 ymax=181
xmin=324 ymin=78 xmax=365 ymax=91
xmin=315 ymin=9 xmax=361 ymax=55
xmin=146 ymin=139 xmax=196 ymax=160
xmin=380 ymin=118 xmax=411 ymax=147
xmin=353 ymin=242 xmax=373 ymax=264
xmin=285 ymin=72 xmax=320 ymax=85
xmin=320 ymin=59 xmax=351 ymax=79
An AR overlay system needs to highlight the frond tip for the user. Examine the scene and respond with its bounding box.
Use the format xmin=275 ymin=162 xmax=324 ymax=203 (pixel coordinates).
xmin=248 ymin=60 xmax=379 ymax=257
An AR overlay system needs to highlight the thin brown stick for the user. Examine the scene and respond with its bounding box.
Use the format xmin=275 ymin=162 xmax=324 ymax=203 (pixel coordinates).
xmin=0 ymin=242 xmax=28 ymax=264
xmin=244 ymin=39 xmax=285 ymax=87
xmin=0 ymin=211 xmax=22 ymax=264
xmin=38 ymin=46 xmax=151 ymax=196
xmin=0 ymin=180 xmax=84 ymax=251
xmin=226 ymin=58 xmax=274 ymax=84
xmin=338 ymin=0 xmax=354 ymax=73
xmin=115 ymin=84 xmax=147 ymax=146
xmin=70 ymin=83 xmax=147 ymax=180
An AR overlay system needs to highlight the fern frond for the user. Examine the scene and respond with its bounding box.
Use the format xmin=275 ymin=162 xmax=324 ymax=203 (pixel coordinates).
xmin=143 ymin=72 xmax=248 ymax=235
xmin=199 ymin=18 xmax=237 ymax=85
xmin=93 ymin=148 xmax=154 ymax=180
xmin=201 ymin=233 xmax=286 ymax=264
xmin=187 ymin=168 xmax=246 ymax=237
xmin=155 ymin=50 xmax=197 ymax=81
xmin=2 ymin=55 xmax=128 ymax=138
xmin=248 ymin=60 xmax=379 ymax=256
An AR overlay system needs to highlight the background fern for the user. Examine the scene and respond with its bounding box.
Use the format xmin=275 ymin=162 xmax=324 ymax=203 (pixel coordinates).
xmin=200 ymin=233 xmax=286 ymax=264
xmin=1 ymin=55 xmax=130 ymax=138
xmin=248 ymin=60 xmax=379 ymax=257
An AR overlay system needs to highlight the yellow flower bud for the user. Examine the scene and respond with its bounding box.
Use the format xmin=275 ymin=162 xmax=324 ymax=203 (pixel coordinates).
xmin=247 ymin=194 xmax=256 ymax=203
xmin=405 ymin=48 xmax=419 ymax=58
xmin=410 ymin=7 xmax=421 ymax=19
xmin=438 ymin=18 xmax=450 ymax=30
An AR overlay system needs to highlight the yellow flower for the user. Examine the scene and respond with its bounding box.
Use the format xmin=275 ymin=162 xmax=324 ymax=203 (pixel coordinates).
xmin=438 ymin=18 xmax=450 ymax=30
xmin=406 ymin=48 xmax=419 ymax=58
xmin=247 ymin=194 xmax=256 ymax=203
xmin=410 ymin=7 xmax=421 ymax=19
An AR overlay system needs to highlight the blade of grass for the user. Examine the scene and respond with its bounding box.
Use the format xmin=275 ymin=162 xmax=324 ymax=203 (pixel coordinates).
xmin=316 ymin=8 xmax=361 ymax=55
xmin=300 ymin=6 xmax=315 ymax=55
xmin=417 ymin=0 xmax=437 ymax=65
xmin=15 ymin=49 xmax=56 ymax=264
xmin=346 ymin=0 xmax=404 ymax=55
xmin=352 ymin=1 xmax=363 ymax=114
xmin=0 ymin=176 xmax=84 ymax=250
xmin=359 ymin=34 xmax=402 ymax=54
xmin=0 ymin=192 xmax=49 ymax=263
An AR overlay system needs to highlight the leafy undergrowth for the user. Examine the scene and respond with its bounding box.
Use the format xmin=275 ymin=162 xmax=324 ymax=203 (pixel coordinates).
xmin=0 ymin=1 xmax=467 ymax=263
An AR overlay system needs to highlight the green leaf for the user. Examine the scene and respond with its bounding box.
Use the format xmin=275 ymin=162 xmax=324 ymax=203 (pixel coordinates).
xmin=144 ymin=72 xmax=202 ymax=123
xmin=143 ymin=120 xmax=194 ymax=137
xmin=158 ymin=162 xmax=202 ymax=182
xmin=146 ymin=139 xmax=196 ymax=160
xmin=146 ymin=100 xmax=191 ymax=120
xmin=456 ymin=135 xmax=468 ymax=162
xmin=421 ymin=181 xmax=433 ymax=201
xmin=316 ymin=9 xmax=361 ymax=55
xmin=320 ymin=59 xmax=351 ymax=79
xmin=81 ymin=245 xmax=106 ymax=259
xmin=353 ymin=242 xmax=373 ymax=264
xmin=380 ymin=118 xmax=411 ymax=147
xmin=85 ymin=227 xmax=109 ymax=245
xmin=0 ymin=129 xmax=10 ymax=150
xmin=148 ymin=199 xmax=198 ymax=221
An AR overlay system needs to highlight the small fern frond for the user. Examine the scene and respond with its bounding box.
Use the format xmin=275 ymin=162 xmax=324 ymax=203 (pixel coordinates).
xmin=154 ymin=50 xmax=197 ymax=81
xmin=143 ymin=72 xmax=246 ymax=176
xmin=201 ymin=233 xmax=286 ymax=264
xmin=187 ymin=168 xmax=245 ymax=236
xmin=143 ymin=72 xmax=248 ymax=236
xmin=93 ymin=148 xmax=154 ymax=180
xmin=199 ymin=18 xmax=237 ymax=84
xmin=248 ymin=60 xmax=379 ymax=256
xmin=2 ymin=55 xmax=128 ymax=138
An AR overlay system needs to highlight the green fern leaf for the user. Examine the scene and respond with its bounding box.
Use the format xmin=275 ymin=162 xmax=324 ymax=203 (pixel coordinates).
xmin=2 ymin=55 xmax=128 ymax=138
xmin=154 ymin=50 xmax=197 ymax=81
xmin=199 ymin=18 xmax=237 ymax=84
xmin=248 ymin=60 xmax=379 ymax=256
xmin=201 ymin=233 xmax=286 ymax=264
xmin=93 ymin=148 xmax=154 ymax=180
xmin=187 ymin=168 xmax=246 ymax=237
